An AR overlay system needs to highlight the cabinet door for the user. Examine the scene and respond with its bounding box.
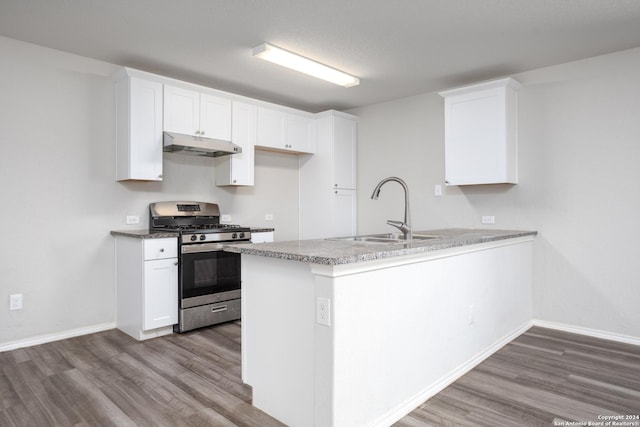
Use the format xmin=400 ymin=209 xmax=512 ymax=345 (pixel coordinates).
xmin=250 ymin=231 xmax=274 ymax=243
xmin=200 ymin=93 xmax=232 ymax=141
xmin=121 ymin=77 xmax=163 ymax=181
xmin=441 ymin=78 xmax=519 ymax=185
xmin=256 ymin=107 xmax=285 ymax=149
xmin=143 ymin=258 xmax=178 ymax=330
xmin=163 ymin=85 xmax=200 ymax=136
xmin=216 ymin=101 xmax=256 ymax=186
xmin=332 ymin=116 xmax=357 ymax=189
xmin=332 ymin=189 xmax=357 ymax=238
xmin=286 ymin=114 xmax=315 ymax=153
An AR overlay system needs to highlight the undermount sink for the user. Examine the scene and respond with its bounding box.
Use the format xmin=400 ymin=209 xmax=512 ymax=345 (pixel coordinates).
xmin=328 ymin=233 xmax=441 ymax=244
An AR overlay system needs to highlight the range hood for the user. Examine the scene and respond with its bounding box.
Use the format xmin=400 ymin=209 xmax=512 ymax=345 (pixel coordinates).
xmin=163 ymin=132 xmax=242 ymax=157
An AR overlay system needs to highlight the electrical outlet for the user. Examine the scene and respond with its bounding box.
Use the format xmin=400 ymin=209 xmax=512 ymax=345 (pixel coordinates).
xmin=9 ymin=294 xmax=23 ymax=311
xmin=316 ymin=297 xmax=331 ymax=326
xmin=434 ymin=184 xmax=443 ymax=196
xmin=481 ymin=216 xmax=495 ymax=225
xmin=265 ymin=213 xmax=274 ymax=221
xmin=221 ymin=214 xmax=231 ymax=222
xmin=126 ymin=215 xmax=140 ymax=225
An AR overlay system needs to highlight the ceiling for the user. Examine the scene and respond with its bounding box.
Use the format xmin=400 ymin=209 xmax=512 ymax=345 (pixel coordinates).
xmin=2 ymin=0 xmax=640 ymax=112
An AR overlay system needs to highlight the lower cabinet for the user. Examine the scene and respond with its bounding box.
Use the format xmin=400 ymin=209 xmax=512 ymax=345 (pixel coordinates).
xmin=250 ymin=230 xmax=274 ymax=243
xmin=143 ymin=258 xmax=178 ymax=330
xmin=115 ymin=236 xmax=178 ymax=340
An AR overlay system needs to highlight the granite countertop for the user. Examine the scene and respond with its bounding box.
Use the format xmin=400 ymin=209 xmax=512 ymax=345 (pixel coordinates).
xmin=110 ymin=229 xmax=179 ymax=239
xmin=223 ymin=228 xmax=537 ymax=265
xmin=250 ymin=227 xmax=275 ymax=233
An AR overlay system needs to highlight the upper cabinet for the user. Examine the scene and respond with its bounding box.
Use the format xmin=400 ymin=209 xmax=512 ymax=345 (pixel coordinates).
xmin=439 ymin=77 xmax=521 ymax=186
xmin=113 ymin=70 xmax=164 ymax=181
xmin=113 ymin=67 xmax=318 ymax=184
xmin=163 ymin=85 xmax=232 ymax=141
xmin=330 ymin=114 xmax=357 ymax=190
xmin=215 ymin=101 xmax=256 ymax=186
xmin=256 ymin=106 xmax=316 ymax=154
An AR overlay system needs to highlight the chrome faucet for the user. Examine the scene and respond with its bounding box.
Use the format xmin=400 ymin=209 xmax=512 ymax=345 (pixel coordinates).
xmin=370 ymin=176 xmax=412 ymax=240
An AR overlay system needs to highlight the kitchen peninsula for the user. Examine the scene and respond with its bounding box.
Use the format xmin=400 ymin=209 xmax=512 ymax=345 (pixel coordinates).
xmin=225 ymin=228 xmax=536 ymax=427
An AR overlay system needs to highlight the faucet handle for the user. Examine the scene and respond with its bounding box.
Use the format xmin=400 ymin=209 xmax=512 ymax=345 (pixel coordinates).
xmin=386 ymin=220 xmax=412 ymax=240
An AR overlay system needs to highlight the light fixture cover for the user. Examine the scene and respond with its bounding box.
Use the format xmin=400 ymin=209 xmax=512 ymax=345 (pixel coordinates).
xmin=252 ymin=43 xmax=360 ymax=88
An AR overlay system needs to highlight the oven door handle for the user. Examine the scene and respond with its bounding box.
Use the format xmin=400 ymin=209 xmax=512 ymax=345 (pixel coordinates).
xmin=181 ymin=243 xmax=225 ymax=254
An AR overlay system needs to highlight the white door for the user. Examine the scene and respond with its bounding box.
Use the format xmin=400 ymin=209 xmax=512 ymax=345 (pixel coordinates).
xmin=332 ymin=189 xmax=357 ymax=238
xmin=229 ymin=101 xmax=256 ymax=185
xmin=200 ymin=93 xmax=232 ymax=141
xmin=129 ymin=77 xmax=163 ymax=181
xmin=163 ymin=85 xmax=200 ymax=136
xmin=143 ymin=258 xmax=178 ymax=330
xmin=332 ymin=116 xmax=357 ymax=189
xmin=257 ymin=107 xmax=285 ymax=149
xmin=286 ymin=115 xmax=313 ymax=152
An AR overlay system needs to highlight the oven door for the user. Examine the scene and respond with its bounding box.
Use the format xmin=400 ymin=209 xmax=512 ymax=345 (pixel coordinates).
xmin=180 ymin=243 xmax=241 ymax=308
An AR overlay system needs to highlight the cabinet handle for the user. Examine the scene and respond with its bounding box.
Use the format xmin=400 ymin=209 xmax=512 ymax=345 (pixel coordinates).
xmin=335 ymin=190 xmax=338 ymax=194
xmin=334 ymin=184 xmax=338 ymax=187
xmin=195 ymin=130 xmax=201 ymax=135
xmin=201 ymin=130 xmax=205 ymax=136
xmin=174 ymin=261 xmax=178 ymax=266
xmin=233 ymin=179 xmax=237 ymax=183
xmin=158 ymin=174 xmax=163 ymax=179
xmin=159 ymin=248 xmax=164 ymax=252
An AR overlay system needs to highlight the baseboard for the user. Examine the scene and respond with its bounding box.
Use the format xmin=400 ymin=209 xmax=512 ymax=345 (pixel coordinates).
xmin=0 ymin=322 xmax=116 ymax=353
xmin=531 ymin=319 xmax=640 ymax=347
xmin=372 ymin=320 xmax=533 ymax=427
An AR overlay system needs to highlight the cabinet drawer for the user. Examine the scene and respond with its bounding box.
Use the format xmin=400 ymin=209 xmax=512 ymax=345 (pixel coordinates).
xmin=144 ymin=238 xmax=178 ymax=260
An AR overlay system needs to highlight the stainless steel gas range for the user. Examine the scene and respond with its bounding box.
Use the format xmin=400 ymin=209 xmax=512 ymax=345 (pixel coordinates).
xmin=149 ymin=201 xmax=251 ymax=333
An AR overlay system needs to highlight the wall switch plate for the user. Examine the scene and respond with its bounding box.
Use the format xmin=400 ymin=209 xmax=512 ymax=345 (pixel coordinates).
xmin=316 ymin=297 xmax=331 ymax=326
xmin=9 ymin=294 xmax=23 ymax=311
xmin=265 ymin=213 xmax=274 ymax=221
xmin=221 ymin=214 xmax=231 ymax=222
xmin=125 ymin=215 xmax=140 ymax=225
xmin=434 ymin=184 xmax=443 ymax=196
xmin=481 ymin=216 xmax=495 ymax=224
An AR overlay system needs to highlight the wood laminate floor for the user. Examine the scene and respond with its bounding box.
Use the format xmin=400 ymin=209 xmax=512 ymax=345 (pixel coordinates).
xmin=394 ymin=327 xmax=640 ymax=427
xmin=1 ymin=324 xmax=638 ymax=426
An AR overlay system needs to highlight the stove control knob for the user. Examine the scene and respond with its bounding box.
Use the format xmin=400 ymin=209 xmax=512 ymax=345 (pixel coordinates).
xmin=232 ymin=232 xmax=238 ymax=239
xmin=199 ymin=234 xmax=206 ymax=241
xmin=190 ymin=235 xmax=197 ymax=242
xmin=239 ymin=232 xmax=245 ymax=239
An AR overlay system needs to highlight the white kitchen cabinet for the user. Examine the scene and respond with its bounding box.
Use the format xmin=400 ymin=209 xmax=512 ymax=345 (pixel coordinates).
xmin=439 ymin=77 xmax=521 ymax=185
xmin=256 ymin=106 xmax=316 ymax=154
xmin=331 ymin=189 xmax=357 ymax=238
xmin=300 ymin=110 xmax=358 ymax=239
xmin=164 ymin=84 xmax=232 ymax=141
xmin=113 ymin=71 xmax=163 ymax=181
xmin=250 ymin=230 xmax=274 ymax=243
xmin=216 ymin=101 xmax=256 ymax=186
xmin=115 ymin=236 xmax=178 ymax=340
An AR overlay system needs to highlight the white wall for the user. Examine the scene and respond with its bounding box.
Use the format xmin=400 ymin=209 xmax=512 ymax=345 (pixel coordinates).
xmin=351 ymin=47 xmax=640 ymax=339
xmin=0 ymin=36 xmax=300 ymax=346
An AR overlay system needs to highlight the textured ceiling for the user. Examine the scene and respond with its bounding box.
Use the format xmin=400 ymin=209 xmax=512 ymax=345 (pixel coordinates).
xmin=2 ymin=0 xmax=640 ymax=112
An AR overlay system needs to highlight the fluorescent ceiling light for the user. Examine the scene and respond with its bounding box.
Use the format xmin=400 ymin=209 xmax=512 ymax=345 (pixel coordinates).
xmin=252 ymin=43 xmax=360 ymax=88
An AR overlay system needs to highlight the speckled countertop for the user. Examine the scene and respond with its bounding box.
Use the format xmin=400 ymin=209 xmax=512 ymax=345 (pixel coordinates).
xmin=110 ymin=229 xmax=178 ymax=239
xmin=223 ymin=228 xmax=537 ymax=265
xmin=110 ymin=227 xmax=273 ymax=239
xmin=250 ymin=227 xmax=275 ymax=233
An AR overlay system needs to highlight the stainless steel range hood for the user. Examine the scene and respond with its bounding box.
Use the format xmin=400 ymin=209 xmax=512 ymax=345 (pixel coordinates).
xmin=163 ymin=132 xmax=242 ymax=157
